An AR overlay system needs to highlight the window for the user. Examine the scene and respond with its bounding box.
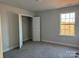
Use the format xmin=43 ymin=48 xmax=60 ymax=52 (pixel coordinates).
xmin=60 ymin=12 xmax=75 ymax=36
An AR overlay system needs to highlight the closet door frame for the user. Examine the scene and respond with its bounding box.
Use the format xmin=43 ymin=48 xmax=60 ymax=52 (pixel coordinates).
xmin=0 ymin=15 xmax=3 ymax=58
xmin=18 ymin=14 xmax=33 ymax=48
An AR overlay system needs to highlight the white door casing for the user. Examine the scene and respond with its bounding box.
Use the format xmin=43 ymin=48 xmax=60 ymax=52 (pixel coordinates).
xmin=19 ymin=14 xmax=23 ymax=48
xmin=19 ymin=16 xmax=40 ymax=48
xmin=19 ymin=14 xmax=33 ymax=48
xmin=0 ymin=16 xmax=3 ymax=58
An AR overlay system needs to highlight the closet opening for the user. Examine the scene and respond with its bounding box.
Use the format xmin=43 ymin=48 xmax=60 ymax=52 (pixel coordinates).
xmin=22 ymin=16 xmax=33 ymax=44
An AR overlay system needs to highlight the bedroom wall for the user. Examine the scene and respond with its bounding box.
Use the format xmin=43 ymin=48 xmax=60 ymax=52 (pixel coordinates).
xmin=0 ymin=3 xmax=35 ymax=52
xmin=37 ymin=5 xmax=79 ymax=47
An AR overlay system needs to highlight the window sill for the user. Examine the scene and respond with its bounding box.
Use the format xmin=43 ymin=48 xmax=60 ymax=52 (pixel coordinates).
xmin=59 ymin=34 xmax=75 ymax=37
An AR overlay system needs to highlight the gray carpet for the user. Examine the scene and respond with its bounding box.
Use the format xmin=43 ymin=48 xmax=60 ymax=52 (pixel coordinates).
xmin=4 ymin=41 xmax=79 ymax=58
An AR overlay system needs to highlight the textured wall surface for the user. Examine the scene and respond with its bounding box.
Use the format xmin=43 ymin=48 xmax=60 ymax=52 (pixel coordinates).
xmin=37 ymin=6 xmax=79 ymax=47
xmin=0 ymin=3 xmax=35 ymax=52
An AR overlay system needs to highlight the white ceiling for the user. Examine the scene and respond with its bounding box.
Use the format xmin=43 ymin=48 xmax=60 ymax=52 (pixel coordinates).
xmin=0 ymin=0 xmax=79 ymax=12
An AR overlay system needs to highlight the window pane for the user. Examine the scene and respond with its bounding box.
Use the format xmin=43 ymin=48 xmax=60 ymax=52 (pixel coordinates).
xmin=66 ymin=13 xmax=69 ymax=19
xmin=61 ymin=19 xmax=66 ymax=24
xmin=70 ymin=25 xmax=74 ymax=28
xmin=60 ymin=25 xmax=65 ymax=29
xmin=60 ymin=12 xmax=75 ymax=36
xmin=65 ymin=29 xmax=70 ymax=34
xmin=61 ymin=14 xmax=65 ymax=19
xmin=65 ymin=25 xmax=70 ymax=30
xmin=70 ymin=13 xmax=75 ymax=19
xmin=65 ymin=19 xmax=70 ymax=24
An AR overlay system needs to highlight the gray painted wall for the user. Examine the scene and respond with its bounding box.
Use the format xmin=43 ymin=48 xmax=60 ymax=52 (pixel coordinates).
xmin=2 ymin=12 xmax=19 ymax=52
xmin=37 ymin=6 xmax=79 ymax=47
xmin=0 ymin=4 xmax=35 ymax=52
xmin=7 ymin=12 xmax=19 ymax=50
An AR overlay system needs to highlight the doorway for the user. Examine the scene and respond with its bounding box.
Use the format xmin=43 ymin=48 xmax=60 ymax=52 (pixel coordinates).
xmin=22 ymin=16 xmax=32 ymax=44
xmin=19 ymin=15 xmax=33 ymax=48
xmin=19 ymin=15 xmax=40 ymax=48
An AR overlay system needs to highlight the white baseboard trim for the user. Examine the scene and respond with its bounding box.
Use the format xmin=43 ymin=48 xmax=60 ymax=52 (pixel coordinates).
xmin=42 ymin=40 xmax=79 ymax=48
xmin=3 ymin=44 xmax=18 ymax=53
